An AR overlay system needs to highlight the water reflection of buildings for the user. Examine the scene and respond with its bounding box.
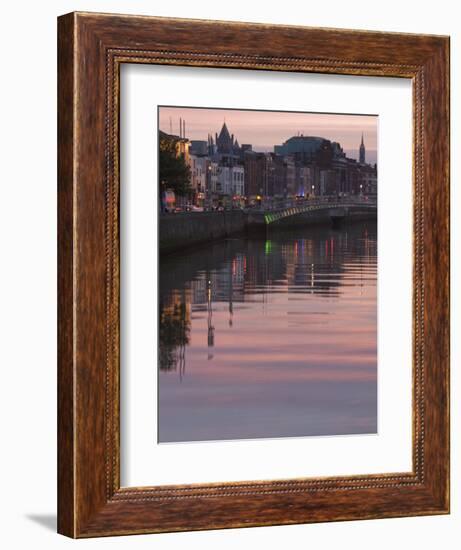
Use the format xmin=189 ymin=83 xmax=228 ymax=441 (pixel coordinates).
xmin=159 ymin=225 xmax=377 ymax=375
xmin=159 ymin=290 xmax=191 ymax=379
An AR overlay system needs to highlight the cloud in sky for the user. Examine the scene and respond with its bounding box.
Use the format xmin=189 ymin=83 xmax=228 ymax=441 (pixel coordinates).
xmin=159 ymin=106 xmax=378 ymax=156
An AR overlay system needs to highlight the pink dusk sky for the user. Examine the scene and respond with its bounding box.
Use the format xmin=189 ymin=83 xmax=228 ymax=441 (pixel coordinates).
xmin=159 ymin=106 xmax=378 ymax=163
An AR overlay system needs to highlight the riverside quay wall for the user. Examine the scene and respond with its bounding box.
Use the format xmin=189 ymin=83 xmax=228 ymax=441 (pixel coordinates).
xmin=159 ymin=210 xmax=247 ymax=254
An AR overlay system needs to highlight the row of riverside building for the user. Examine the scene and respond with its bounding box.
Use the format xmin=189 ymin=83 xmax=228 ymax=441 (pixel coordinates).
xmin=159 ymin=121 xmax=377 ymax=208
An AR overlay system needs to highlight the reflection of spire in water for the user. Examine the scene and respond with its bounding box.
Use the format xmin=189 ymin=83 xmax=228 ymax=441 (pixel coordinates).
xmin=207 ymin=279 xmax=215 ymax=360
xmin=178 ymin=341 xmax=186 ymax=381
xmin=178 ymin=289 xmax=188 ymax=380
xmin=229 ymin=261 xmax=234 ymax=327
xmin=363 ymin=227 xmax=370 ymax=259
xmin=229 ymin=300 xmax=233 ymax=327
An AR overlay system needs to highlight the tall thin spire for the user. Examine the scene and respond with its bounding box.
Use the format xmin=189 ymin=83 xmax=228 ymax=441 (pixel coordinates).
xmin=359 ymin=132 xmax=366 ymax=164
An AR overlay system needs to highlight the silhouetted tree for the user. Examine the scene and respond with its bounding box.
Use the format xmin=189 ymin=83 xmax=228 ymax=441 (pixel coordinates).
xmin=159 ymin=136 xmax=191 ymax=198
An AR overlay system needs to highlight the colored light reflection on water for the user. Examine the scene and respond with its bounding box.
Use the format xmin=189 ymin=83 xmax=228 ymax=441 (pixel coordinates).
xmin=158 ymin=222 xmax=377 ymax=443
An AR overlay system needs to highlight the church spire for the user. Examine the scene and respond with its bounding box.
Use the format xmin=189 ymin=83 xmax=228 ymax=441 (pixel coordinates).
xmin=216 ymin=121 xmax=234 ymax=154
xmin=359 ymin=132 xmax=366 ymax=164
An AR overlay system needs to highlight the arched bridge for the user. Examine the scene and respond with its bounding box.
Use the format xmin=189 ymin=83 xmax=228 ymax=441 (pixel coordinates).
xmin=247 ymin=198 xmax=377 ymax=227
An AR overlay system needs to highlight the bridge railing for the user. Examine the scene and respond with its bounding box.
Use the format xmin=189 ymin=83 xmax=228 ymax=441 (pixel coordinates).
xmin=251 ymin=195 xmax=376 ymax=213
xmin=262 ymin=197 xmax=377 ymax=224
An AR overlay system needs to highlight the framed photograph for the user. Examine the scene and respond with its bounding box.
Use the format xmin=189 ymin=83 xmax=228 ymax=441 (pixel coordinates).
xmin=58 ymin=12 xmax=450 ymax=537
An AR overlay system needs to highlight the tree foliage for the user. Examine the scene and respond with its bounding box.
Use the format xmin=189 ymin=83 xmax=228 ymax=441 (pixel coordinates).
xmin=159 ymin=136 xmax=191 ymax=197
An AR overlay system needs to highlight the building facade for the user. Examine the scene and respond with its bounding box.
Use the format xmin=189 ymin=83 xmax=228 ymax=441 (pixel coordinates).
xmin=189 ymin=154 xmax=207 ymax=204
xmin=217 ymin=165 xmax=245 ymax=198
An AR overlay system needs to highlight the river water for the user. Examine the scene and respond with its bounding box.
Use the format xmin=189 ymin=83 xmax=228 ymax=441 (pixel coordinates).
xmin=158 ymin=222 xmax=377 ymax=443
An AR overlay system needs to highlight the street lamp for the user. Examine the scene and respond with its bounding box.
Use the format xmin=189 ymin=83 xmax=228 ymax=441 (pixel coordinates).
xmin=206 ymin=164 xmax=212 ymax=210
xmin=311 ymin=184 xmax=315 ymax=199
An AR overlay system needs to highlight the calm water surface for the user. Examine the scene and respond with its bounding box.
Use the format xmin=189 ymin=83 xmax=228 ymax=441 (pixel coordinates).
xmin=158 ymin=222 xmax=377 ymax=443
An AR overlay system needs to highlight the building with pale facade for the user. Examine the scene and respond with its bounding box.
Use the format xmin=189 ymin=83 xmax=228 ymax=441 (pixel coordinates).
xmin=189 ymin=154 xmax=208 ymax=204
xmin=217 ymin=165 xmax=245 ymax=197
